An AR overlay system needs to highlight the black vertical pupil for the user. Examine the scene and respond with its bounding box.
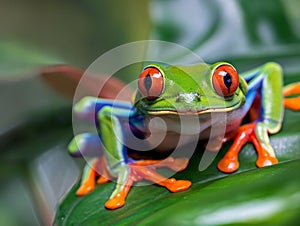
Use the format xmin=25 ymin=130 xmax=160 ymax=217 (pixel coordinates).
xmin=144 ymin=74 xmax=152 ymax=95
xmin=223 ymin=73 xmax=232 ymax=93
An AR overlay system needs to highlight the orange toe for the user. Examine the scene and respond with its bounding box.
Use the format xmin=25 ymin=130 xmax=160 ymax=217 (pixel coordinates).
xmin=76 ymin=183 xmax=95 ymax=196
xmin=165 ymin=178 xmax=192 ymax=192
xmin=256 ymin=156 xmax=278 ymax=168
xmin=105 ymin=193 xmax=126 ymax=210
xmin=218 ymin=158 xmax=239 ymax=173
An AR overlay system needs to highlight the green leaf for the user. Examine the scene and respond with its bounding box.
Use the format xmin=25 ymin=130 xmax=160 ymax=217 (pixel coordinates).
xmin=141 ymin=160 xmax=300 ymax=226
xmin=54 ymin=107 xmax=300 ymax=225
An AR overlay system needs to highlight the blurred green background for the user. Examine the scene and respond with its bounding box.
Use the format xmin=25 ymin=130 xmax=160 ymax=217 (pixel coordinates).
xmin=0 ymin=0 xmax=300 ymax=225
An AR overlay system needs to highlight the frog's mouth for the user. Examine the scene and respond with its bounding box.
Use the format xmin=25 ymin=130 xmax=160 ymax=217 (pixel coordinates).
xmin=142 ymin=97 xmax=245 ymax=116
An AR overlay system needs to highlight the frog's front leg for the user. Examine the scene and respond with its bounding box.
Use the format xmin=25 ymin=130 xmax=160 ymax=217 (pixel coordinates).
xmin=218 ymin=62 xmax=283 ymax=173
xmin=70 ymin=97 xmax=191 ymax=209
xmin=103 ymin=105 xmax=193 ymax=208
xmin=98 ymin=105 xmax=191 ymax=209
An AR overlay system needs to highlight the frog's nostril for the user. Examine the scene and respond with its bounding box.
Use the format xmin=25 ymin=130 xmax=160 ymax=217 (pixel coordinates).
xmin=194 ymin=92 xmax=201 ymax=101
xmin=176 ymin=92 xmax=201 ymax=103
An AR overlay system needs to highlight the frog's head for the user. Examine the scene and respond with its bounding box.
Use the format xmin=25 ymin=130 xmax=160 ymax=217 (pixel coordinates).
xmin=133 ymin=62 xmax=248 ymax=115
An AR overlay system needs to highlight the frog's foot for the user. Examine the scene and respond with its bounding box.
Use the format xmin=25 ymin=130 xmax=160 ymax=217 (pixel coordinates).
xmin=76 ymin=157 xmax=110 ymax=196
xmin=284 ymin=96 xmax=300 ymax=111
xmin=283 ymin=82 xmax=300 ymax=111
xmin=105 ymin=177 xmax=134 ymax=210
xmin=76 ymin=168 xmax=96 ymax=196
xmin=217 ymin=156 xmax=239 ymax=174
xmin=130 ymin=164 xmax=192 ymax=192
xmin=105 ymin=191 xmax=127 ymax=210
xmin=218 ymin=124 xmax=254 ymax=173
xmin=159 ymin=178 xmax=192 ymax=193
xmin=105 ymin=163 xmax=191 ymax=210
xmin=76 ymin=181 xmax=95 ymax=196
xmin=218 ymin=123 xmax=278 ymax=173
xmin=134 ymin=157 xmax=189 ymax=172
xmin=256 ymin=155 xmax=278 ymax=168
xmin=253 ymin=135 xmax=278 ymax=168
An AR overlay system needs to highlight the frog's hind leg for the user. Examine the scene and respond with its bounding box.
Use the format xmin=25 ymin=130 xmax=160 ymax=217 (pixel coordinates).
xmin=249 ymin=63 xmax=283 ymax=168
xmin=253 ymin=122 xmax=278 ymax=167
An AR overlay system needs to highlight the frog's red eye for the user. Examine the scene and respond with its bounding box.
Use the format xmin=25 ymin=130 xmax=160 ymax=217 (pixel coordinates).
xmin=212 ymin=64 xmax=239 ymax=97
xmin=138 ymin=67 xmax=164 ymax=100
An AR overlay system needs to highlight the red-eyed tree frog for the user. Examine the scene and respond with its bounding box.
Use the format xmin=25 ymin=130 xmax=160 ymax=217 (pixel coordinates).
xmin=68 ymin=61 xmax=300 ymax=210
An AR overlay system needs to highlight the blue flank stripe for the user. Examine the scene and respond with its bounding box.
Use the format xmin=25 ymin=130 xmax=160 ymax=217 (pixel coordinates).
xmin=242 ymin=73 xmax=264 ymax=119
xmin=93 ymin=99 xmax=132 ymax=112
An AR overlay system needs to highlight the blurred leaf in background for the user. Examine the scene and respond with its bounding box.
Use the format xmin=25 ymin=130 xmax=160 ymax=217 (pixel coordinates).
xmin=150 ymin=0 xmax=300 ymax=70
